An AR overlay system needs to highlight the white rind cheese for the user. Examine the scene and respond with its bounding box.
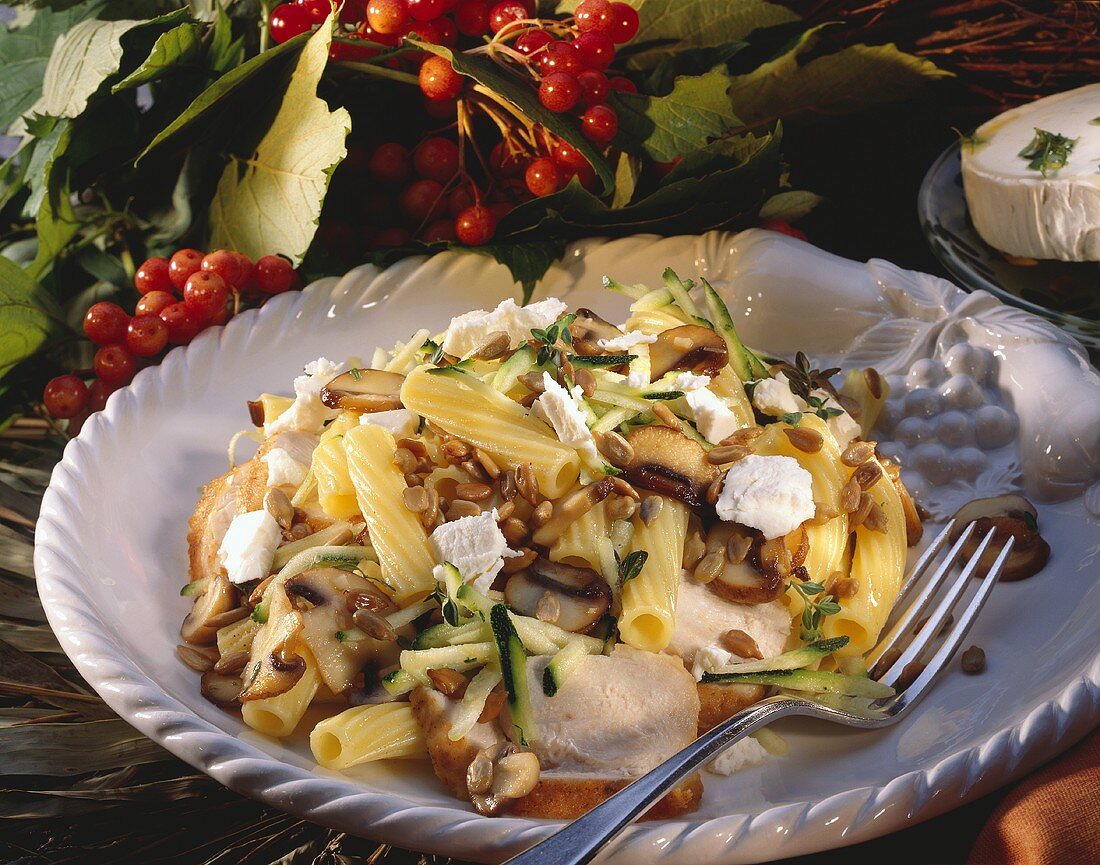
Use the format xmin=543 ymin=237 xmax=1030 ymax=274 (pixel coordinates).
xmin=716 ymin=453 xmax=815 ymax=538
xmin=961 ymin=83 xmax=1100 ymax=262
xmin=429 ymin=509 xmax=520 ymax=594
xmin=218 ymin=510 xmax=282 ymax=586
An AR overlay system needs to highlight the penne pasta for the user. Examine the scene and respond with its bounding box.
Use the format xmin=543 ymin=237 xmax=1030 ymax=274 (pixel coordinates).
xmin=310 ymin=703 xmax=427 ymax=770
xmin=619 ymin=497 xmax=689 ymax=652
xmin=241 ymin=645 xmax=322 ymax=738
xmin=551 ymin=499 xmax=611 ymax=571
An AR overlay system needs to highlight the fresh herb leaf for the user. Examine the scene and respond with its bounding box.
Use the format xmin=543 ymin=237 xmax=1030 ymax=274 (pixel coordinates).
xmin=789 ymin=578 xmax=841 ymax=642
xmin=349 ymin=368 xmax=362 ymax=381
xmin=1018 ymin=128 xmax=1077 ymax=176
xmin=618 ymin=550 xmax=648 ymax=584
xmin=779 ymin=411 xmax=803 ymax=425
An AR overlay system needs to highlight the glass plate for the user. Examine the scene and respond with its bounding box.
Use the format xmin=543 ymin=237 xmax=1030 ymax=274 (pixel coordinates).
xmin=918 ymin=140 xmax=1100 ymax=351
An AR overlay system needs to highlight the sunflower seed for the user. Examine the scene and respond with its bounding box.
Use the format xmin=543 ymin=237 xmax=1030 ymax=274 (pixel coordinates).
xmin=456 ymin=482 xmax=494 ymax=502
xmin=393 ymin=447 xmax=418 ymax=474
xmin=516 ymin=463 xmax=539 ymax=505
xmin=352 ymin=607 xmax=398 ymax=641
xmin=707 ymin=444 xmax=750 ymax=465
xmin=474 ymin=331 xmax=511 ymax=360
xmin=403 ymin=486 xmax=430 ymax=513
xmin=841 ymin=440 xmax=875 ymax=467
xmin=177 ymin=644 xmax=217 ymax=673
xmin=853 ymin=461 xmax=883 ymax=490
xmin=693 ymin=552 xmax=724 ymax=584
xmin=639 ymin=496 xmax=663 ymax=526
xmin=597 ymin=430 xmax=634 ymax=468
xmin=961 ymin=645 xmax=986 ymax=674
xmin=783 ymin=426 xmax=823 ymax=453
xmin=720 ymin=629 xmax=763 ymax=659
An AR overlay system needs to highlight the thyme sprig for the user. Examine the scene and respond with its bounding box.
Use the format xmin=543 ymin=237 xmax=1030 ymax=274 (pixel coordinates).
xmin=772 ymin=351 xmax=841 ymax=403
xmin=789 ymin=579 xmax=842 ymax=642
xmin=530 ymin=313 xmax=576 ymax=367
xmin=1018 ymin=128 xmax=1077 ymax=176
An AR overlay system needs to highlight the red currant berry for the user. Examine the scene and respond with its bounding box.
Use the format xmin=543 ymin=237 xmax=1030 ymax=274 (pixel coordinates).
xmin=88 ymin=378 xmax=115 ymax=413
xmin=330 ymin=35 xmax=379 ymax=62
xmin=419 ymin=55 xmax=464 ymax=100
xmin=422 ymin=219 xmax=457 ymax=243
xmin=761 ymin=218 xmax=809 ymax=242
xmin=254 ymin=255 xmax=298 ymax=294
xmin=134 ymin=257 xmax=172 ymax=294
xmin=413 ymin=137 xmax=460 ymax=183
xmin=168 ymin=248 xmax=204 ymax=291
xmin=525 ymin=157 xmax=563 ymax=197
xmin=297 ymin=0 xmax=330 ymax=21
xmin=206 ymin=304 xmax=230 ymax=328
xmin=407 ymin=0 xmax=448 ymax=21
xmin=537 ymin=41 xmax=581 ymax=76
xmin=576 ymin=69 xmax=609 ymax=107
xmin=609 ymin=75 xmax=637 ymax=93
xmin=339 ymin=0 xmax=367 ymax=24
xmin=607 ymin=1 xmax=638 ymax=43
xmin=454 ymin=0 xmax=489 ymax=35
xmin=94 ymin=344 xmax=137 ymax=387
xmin=574 ymin=161 xmax=598 ymax=191
xmin=652 ymin=157 xmax=680 ymax=178
xmin=126 ymin=314 xmax=168 ymax=357
xmin=432 ymin=15 xmax=457 ymax=45
xmin=43 ymin=374 xmax=89 ymax=420
xmin=134 ymin=290 xmax=176 ymax=318
xmin=369 ymin=142 xmax=412 ymax=186
xmin=515 ymin=29 xmax=553 ymax=55
xmin=400 ymin=179 xmax=445 ymax=222
xmin=487 ymin=0 xmax=527 ymax=33
xmin=539 ymin=72 xmax=580 ymax=113
xmin=269 ymin=3 xmax=313 ymax=44
xmin=454 ymin=205 xmax=496 ymax=244
xmin=373 ymin=227 xmax=411 ymax=248
xmin=160 ymin=302 xmax=202 ymax=344
xmin=83 ymin=301 xmax=130 ymax=346
xmin=489 ymin=141 xmax=525 ymax=178
xmin=574 ymin=0 xmax=613 ymax=33
xmin=447 ymin=186 xmax=476 ymax=217
xmin=201 ymin=248 xmax=248 ymax=289
xmin=366 ymin=0 xmax=407 ymax=33
xmin=317 ymin=220 xmax=358 ymax=259
xmin=234 ymin=253 xmax=255 ymax=286
xmin=580 ymin=103 xmax=617 ymax=145
xmin=183 ymin=271 xmax=229 ymax=321
xmin=573 ymin=30 xmax=614 ymax=70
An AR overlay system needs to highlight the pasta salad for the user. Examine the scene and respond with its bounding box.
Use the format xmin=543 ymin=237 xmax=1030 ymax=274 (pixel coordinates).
xmin=179 ymin=269 xmax=922 ymax=818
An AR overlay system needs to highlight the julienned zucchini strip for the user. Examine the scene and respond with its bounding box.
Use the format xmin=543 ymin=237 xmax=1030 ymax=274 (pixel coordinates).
xmin=700 ymin=668 xmax=895 ymax=699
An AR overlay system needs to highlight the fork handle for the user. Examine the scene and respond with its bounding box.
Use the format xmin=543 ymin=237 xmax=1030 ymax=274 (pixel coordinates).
xmin=503 ymin=697 xmax=800 ymax=865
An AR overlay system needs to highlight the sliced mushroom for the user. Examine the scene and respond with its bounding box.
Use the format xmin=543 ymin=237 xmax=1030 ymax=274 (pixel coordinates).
xmin=180 ymin=574 xmax=239 ymax=645
xmin=320 ymin=369 xmax=405 ymax=413
xmin=622 ymin=425 xmax=719 ymax=508
xmin=285 ymin=567 xmax=398 ymax=694
xmin=702 ymin=523 xmax=785 ymax=604
xmin=200 ymin=669 xmax=243 ymax=708
xmin=880 ymin=456 xmax=923 ymax=546
xmin=568 ymin=308 xmax=624 ymax=356
xmin=530 ymin=478 xmax=615 ymax=547
xmin=504 ymin=557 xmax=612 ymax=633
xmin=949 ymin=495 xmax=1050 ymax=581
xmin=649 ymin=325 xmax=729 ymax=379
xmin=239 ymin=581 xmax=307 ymax=703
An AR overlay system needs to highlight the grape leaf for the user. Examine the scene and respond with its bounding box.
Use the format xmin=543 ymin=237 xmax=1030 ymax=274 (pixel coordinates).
xmin=27 ymin=118 xmax=78 ymax=279
xmin=622 ymin=0 xmax=799 ymax=71
xmin=660 ymin=129 xmax=775 ymax=184
xmin=759 ymin=189 xmax=823 ymax=221
xmin=613 ymin=69 xmax=741 ymax=162
xmin=0 ymin=0 xmax=104 ymax=133
xmin=138 ymin=29 xmax=309 ymax=162
xmin=641 ymin=41 xmax=746 ymax=95
xmin=112 ymin=21 xmax=203 ymax=92
xmin=0 ymin=257 xmax=58 ymax=379
xmin=726 ymin=28 xmax=952 ymax=126
xmin=208 ymin=14 xmax=350 ymax=264
xmin=409 ymin=38 xmax=614 ymax=195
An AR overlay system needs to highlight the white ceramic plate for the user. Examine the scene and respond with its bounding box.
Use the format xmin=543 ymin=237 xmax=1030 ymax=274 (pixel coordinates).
xmin=35 ymin=231 xmax=1100 ymax=864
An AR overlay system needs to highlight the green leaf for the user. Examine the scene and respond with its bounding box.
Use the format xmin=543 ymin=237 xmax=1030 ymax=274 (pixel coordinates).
xmin=478 ymin=238 xmax=568 ymax=303
xmin=610 ymin=151 xmax=639 ymax=209
xmin=613 ymin=69 xmax=741 ymax=162
xmin=726 ymin=28 xmax=952 ymax=127
xmin=0 ymin=259 xmax=57 ymax=379
xmin=112 ymin=21 xmax=203 ymax=92
xmin=623 ymin=0 xmax=799 ymax=71
xmin=139 ymin=29 xmax=310 ymax=162
xmin=207 ymin=6 xmax=244 ymax=73
xmin=208 ymin=14 xmax=350 ymax=264
xmin=22 ymin=117 xmax=79 ymax=278
xmin=0 ymin=0 xmax=104 ymax=133
xmin=759 ymin=189 xmax=823 ymax=221
xmin=642 ymin=41 xmax=746 ymax=95
xmin=410 ymin=37 xmax=614 ymax=195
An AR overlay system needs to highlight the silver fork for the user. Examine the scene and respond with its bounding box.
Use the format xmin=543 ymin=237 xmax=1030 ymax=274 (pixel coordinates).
xmin=504 ymin=520 xmax=1014 ymax=865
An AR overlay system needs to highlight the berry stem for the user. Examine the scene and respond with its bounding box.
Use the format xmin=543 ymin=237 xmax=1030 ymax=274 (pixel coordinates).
xmin=333 ymin=60 xmax=420 ymax=86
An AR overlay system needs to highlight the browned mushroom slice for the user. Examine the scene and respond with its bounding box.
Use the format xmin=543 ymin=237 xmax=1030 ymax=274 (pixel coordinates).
xmin=180 ymin=574 xmax=239 ymax=645
xmin=284 ymin=566 xmax=399 ymax=694
xmin=504 ymin=557 xmax=612 ymax=633
xmin=240 ymin=581 xmax=307 ymax=702
xmin=320 ymin=369 xmax=405 ymax=413
xmin=649 ymin=325 xmax=729 ymax=379
xmin=568 ymin=308 xmax=624 ymax=356
xmin=530 ymin=478 xmax=615 ymax=547
xmin=703 ymin=524 xmax=785 ymax=604
xmin=880 ymin=456 xmax=923 ymax=546
xmin=200 ymin=669 xmax=243 ymax=708
xmin=622 ymin=426 xmax=719 ymax=508
xmin=949 ymin=495 xmax=1050 ymax=581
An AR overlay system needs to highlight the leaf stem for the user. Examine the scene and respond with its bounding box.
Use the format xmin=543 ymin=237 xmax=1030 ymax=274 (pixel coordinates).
xmin=332 ymin=60 xmax=419 ymax=86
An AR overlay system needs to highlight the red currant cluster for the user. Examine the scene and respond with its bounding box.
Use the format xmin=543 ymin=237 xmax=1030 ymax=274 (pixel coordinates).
xmin=42 ymin=250 xmax=300 ymax=426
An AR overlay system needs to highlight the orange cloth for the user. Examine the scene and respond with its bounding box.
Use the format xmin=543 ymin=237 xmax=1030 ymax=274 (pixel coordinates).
xmin=968 ymin=728 xmax=1100 ymax=864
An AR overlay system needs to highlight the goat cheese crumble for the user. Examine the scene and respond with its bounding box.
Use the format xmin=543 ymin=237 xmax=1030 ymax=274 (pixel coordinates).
xmin=265 ymin=357 xmax=342 ymax=435
xmin=441 ymin=297 xmax=568 ymax=358
xmin=750 ymin=373 xmax=861 ymax=447
xmin=218 ymin=510 xmax=282 ymax=586
xmin=673 ymin=372 xmax=711 ymax=392
xmin=360 ymin=408 xmax=420 ymax=439
xmin=716 ymin=454 xmax=815 ymax=538
xmin=534 ymin=372 xmax=600 ymax=463
xmin=430 ymin=509 xmax=520 ymax=594
xmin=262 ymin=431 xmax=319 ymax=488
xmin=596 ymin=330 xmax=658 ymax=352
xmin=709 ymin=736 xmax=769 ymax=776
xmin=685 ymin=387 xmax=740 ymax=444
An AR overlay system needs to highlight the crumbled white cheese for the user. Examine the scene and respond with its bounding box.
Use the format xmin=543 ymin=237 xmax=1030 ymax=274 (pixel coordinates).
xmin=685 ymin=387 xmax=740 ymax=444
xmin=360 ymin=408 xmax=420 ymax=439
xmin=709 ymin=736 xmax=769 ymax=776
xmin=218 ymin=510 xmax=282 ymax=586
xmin=430 ymin=509 xmax=520 ymax=594
xmin=596 ymin=330 xmax=658 ymax=352
xmin=752 ymin=373 xmax=801 ymax=416
xmin=262 ymin=431 xmax=319 ymax=488
xmin=716 ymin=454 xmax=815 ymax=538
xmin=534 ymin=372 xmax=600 ymax=463
xmin=265 ymin=357 xmax=343 ymax=435
xmin=691 ymin=644 xmax=733 ymax=681
xmin=673 ymin=372 xmax=711 ymax=392
xmin=627 ymin=370 xmax=651 ymax=388
xmin=441 ymin=297 xmax=568 ymax=358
